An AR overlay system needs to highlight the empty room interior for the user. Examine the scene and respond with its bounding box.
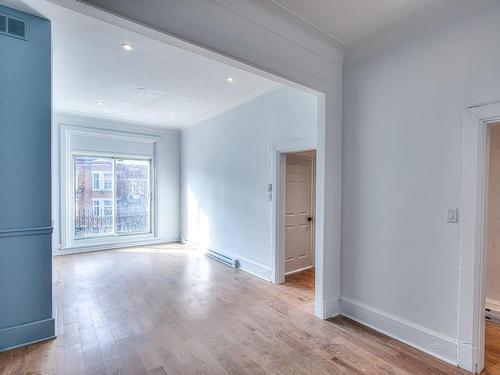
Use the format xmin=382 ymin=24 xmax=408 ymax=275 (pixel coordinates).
xmin=2 ymin=0 xmax=500 ymax=374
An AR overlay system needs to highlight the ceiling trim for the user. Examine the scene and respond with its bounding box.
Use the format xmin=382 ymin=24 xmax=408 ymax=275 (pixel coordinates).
xmin=269 ymin=0 xmax=345 ymax=45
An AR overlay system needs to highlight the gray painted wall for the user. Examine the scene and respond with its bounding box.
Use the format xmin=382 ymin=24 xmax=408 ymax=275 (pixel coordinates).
xmin=0 ymin=5 xmax=54 ymax=351
xmin=342 ymin=2 xmax=500 ymax=363
xmin=181 ymin=87 xmax=317 ymax=278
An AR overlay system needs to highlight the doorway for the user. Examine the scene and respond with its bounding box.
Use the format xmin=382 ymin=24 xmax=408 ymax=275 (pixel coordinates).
xmin=457 ymin=103 xmax=500 ymax=373
xmin=284 ymin=151 xmax=316 ymax=275
xmin=274 ymin=147 xmax=317 ymax=314
xmin=484 ymin=122 xmax=500 ymax=374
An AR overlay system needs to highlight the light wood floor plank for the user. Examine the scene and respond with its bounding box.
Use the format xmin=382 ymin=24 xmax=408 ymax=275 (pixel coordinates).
xmin=0 ymin=243 xmax=473 ymax=374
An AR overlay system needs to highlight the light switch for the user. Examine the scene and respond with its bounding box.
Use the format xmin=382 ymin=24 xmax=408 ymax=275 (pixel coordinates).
xmin=447 ymin=208 xmax=458 ymax=223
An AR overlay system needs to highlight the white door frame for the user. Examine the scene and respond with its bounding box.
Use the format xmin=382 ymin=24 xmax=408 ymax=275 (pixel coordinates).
xmin=271 ymin=137 xmax=324 ymax=315
xmin=458 ymin=101 xmax=500 ymax=373
xmin=48 ymin=0 xmax=340 ymax=321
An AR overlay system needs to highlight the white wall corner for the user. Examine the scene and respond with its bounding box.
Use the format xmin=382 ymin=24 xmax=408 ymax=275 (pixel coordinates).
xmin=340 ymin=297 xmax=458 ymax=366
xmin=316 ymin=297 xmax=341 ymax=319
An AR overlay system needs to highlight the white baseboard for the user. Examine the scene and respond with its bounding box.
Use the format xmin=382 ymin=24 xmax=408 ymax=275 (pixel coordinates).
xmin=340 ymin=297 xmax=458 ymax=366
xmin=54 ymin=237 xmax=180 ymax=255
xmin=237 ymin=256 xmax=273 ymax=281
xmin=457 ymin=341 xmax=476 ymax=373
xmin=316 ymin=297 xmax=340 ymax=319
xmin=181 ymin=239 xmax=272 ymax=282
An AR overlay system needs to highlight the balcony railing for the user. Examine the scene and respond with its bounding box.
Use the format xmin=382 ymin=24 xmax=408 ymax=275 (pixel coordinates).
xmin=75 ymin=209 xmax=149 ymax=238
xmin=75 ymin=210 xmax=113 ymax=237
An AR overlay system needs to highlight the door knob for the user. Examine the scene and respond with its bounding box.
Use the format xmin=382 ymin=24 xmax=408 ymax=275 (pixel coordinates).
xmin=308 ymin=217 xmax=313 ymax=222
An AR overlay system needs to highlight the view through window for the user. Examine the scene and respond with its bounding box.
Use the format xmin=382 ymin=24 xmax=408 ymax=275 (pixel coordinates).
xmin=74 ymin=156 xmax=151 ymax=239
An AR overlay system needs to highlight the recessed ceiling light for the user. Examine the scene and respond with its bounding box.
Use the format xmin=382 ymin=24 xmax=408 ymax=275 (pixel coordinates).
xmin=168 ymin=114 xmax=175 ymax=120
xmin=121 ymin=42 xmax=134 ymax=51
xmin=96 ymin=101 xmax=104 ymax=106
xmin=225 ymin=76 xmax=236 ymax=83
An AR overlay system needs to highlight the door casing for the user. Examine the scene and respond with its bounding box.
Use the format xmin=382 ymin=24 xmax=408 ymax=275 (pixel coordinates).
xmin=271 ymin=137 xmax=323 ymax=315
xmin=458 ymin=101 xmax=500 ymax=373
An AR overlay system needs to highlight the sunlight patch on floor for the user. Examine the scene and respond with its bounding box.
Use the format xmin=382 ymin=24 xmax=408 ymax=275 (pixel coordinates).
xmin=115 ymin=242 xmax=206 ymax=257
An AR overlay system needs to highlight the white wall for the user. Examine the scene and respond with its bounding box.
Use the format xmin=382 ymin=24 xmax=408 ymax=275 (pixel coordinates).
xmin=342 ymin=2 xmax=500 ymax=365
xmin=181 ymin=87 xmax=317 ymax=280
xmin=52 ymin=112 xmax=180 ymax=253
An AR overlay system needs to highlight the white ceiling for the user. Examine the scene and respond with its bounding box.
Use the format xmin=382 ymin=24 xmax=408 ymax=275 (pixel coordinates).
xmin=3 ymin=0 xmax=281 ymax=129
xmin=270 ymin=0 xmax=440 ymax=45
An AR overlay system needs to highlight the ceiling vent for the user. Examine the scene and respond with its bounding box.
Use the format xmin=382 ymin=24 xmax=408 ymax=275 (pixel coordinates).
xmin=112 ymin=85 xmax=165 ymax=106
xmin=0 ymin=13 xmax=27 ymax=40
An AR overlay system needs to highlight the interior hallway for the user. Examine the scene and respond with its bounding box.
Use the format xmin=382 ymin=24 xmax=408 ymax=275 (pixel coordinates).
xmin=0 ymin=243 xmax=468 ymax=374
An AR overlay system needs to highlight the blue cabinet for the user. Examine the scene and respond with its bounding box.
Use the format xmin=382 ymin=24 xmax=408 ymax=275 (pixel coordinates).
xmin=0 ymin=5 xmax=54 ymax=351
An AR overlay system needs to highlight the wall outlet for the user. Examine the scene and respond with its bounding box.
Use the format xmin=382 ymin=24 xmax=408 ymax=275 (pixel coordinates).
xmin=447 ymin=208 xmax=458 ymax=223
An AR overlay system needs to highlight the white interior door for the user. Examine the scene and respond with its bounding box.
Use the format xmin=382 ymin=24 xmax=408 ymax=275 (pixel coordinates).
xmin=285 ymin=155 xmax=314 ymax=274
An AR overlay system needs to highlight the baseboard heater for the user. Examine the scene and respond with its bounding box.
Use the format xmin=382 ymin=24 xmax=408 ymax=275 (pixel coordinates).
xmin=206 ymin=249 xmax=239 ymax=268
xmin=486 ymin=308 xmax=500 ymax=324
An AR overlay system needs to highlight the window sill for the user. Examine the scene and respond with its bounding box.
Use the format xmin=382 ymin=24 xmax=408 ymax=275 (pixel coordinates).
xmin=56 ymin=235 xmax=171 ymax=255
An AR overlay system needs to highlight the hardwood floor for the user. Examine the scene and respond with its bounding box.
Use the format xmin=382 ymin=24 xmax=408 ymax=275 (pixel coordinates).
xmin=283 ymin=268 xmax=315 ymax=315
xmin=484 ymin=321 xmax=500 ymax=374
xmin=0 ymin=243 xmax=469 ymax=374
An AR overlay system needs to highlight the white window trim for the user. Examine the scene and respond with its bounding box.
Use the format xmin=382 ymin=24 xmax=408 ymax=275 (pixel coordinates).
xmin=60 ymin=124 xmax=160 ymax=251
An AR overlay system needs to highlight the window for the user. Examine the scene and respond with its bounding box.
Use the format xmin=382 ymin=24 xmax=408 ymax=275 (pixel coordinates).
xmin=76 ymin=157 xmax=114 ymax=237
xmin=92 ymin=200 xmax=100 ymax=217
xmin=116 ymin=159 xmax=151 ymax=234
xmin=92 ymin=173 xmax=100 ymax=190
xmin=92 ymin=172 xmax=113 ymax=191
xmin=91 ymin=199 xmax=113 ymax=217
xmin=103 ymin=199 xmax=112 ymax=216
xmin=74 ymin=156 xmax=152 ymax=239
xmin=104 ymin=173 xmax=113 ymax=190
